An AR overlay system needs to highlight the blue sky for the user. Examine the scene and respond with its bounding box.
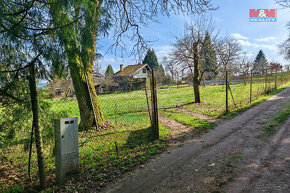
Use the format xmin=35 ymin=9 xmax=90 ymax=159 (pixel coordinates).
xmin=98 ymin=0 xmax=290 ymax=73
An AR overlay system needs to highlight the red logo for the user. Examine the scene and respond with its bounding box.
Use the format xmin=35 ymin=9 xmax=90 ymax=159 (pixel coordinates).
xmin=249 ymin=9 xmax=277 ymax=18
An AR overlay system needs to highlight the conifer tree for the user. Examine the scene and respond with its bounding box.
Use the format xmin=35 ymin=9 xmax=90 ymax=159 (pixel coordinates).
xmin=253 ymin=50 xmax=268 ymax=74
xmin=200 ymin=32 xmax=217 ymax=79
xmin=105 ymin=65 xmax=114 ymax=77
xmin=143 ymin=49 xmax=159 ymax=69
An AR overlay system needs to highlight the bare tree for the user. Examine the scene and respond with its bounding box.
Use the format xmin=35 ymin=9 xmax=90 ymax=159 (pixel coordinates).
xmin=105 ymin=0 xmax=217 ymax=55
xmin=170 ymin=19 xmax=217 ymax=102
xmin=269 ymin=62 xmax=283 ymax=73
xmin=216 ymin=37 xmax=241 ymax=81
xmin=276 ymin=0 xmax=290 ymax=8
xmin=279 ymin=22 xmax=290 ymax=61
xmin=162 ymin=56 xmax=181 ymax=84
xmin=237 ymin=52 xmax=253 ymax=85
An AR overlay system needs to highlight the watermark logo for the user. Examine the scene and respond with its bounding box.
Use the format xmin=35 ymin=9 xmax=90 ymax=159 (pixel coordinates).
xmin=249 ymin=9 xmax=277 ymax=22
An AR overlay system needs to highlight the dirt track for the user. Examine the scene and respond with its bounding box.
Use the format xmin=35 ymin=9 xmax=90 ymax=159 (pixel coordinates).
xmin=101 ymin=87 xmax=290 ymax=193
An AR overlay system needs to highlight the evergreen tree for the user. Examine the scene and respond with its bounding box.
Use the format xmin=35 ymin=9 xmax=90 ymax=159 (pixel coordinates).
xmin=253 ymin=50 xmax=268 ymax=74
xmin=105 ymin=65 xmax=114 ymax=77
xmin=200 ymin=32 xmax=217 ymax=79
xmin=143 ymin=49 xmax=159 ymax=69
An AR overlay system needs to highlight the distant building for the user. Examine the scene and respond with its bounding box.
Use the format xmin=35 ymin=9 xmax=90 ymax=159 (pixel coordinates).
xmin=114 ymin=64 xmax=151 ymax=78
xmin=113 ymin=64 xmax=152 ymax=91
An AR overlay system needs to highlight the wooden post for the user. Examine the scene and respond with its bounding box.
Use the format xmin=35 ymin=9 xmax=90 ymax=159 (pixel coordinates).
xmin=286 ymin=67 xmax=289 ymax=82
xmin=265 ymin=69 xmax=268 ymax=93
xmin=144 ymin=79 xmax=153 ymax=126
xmin=85 ymin=72 xmax=98 ymax=129
xmin=288 ymin=67 xmax=290 ymax=82
xmin=268 ymin=70 xmax=271 ymax=90
xmin=287 ymin=67 xmax=290 ymax=82
xmin=275 ymin=69 xmax=277 ymax=90
xmin=151 ymin=70 xmax=159 ymax=139
xmin=280 ymin=68 xmax=283 ymax=85
xmin=226 ymin=70 xmax=229 ymax=114
xmin=250 ymin=70 xmax=253 ymax=103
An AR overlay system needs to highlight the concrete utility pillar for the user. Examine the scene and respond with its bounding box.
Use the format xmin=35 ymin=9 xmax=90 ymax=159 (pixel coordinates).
xmin=54 ymin=117 xmax=79 ymax=184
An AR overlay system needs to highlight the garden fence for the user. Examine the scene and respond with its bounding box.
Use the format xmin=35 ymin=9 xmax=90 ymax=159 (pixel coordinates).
xmin=0 ymin=74 xmax=160 ymax=191
xmin=1 ymin=67 xmax=289 ymax=191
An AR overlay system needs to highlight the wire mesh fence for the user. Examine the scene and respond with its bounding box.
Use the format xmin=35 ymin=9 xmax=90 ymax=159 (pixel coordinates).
xmin=229 ymin=69 xmax=290 ymax=112
xmin=1 ymin=68 xmax=289 ymax=191
xmin=157 ymin=69 xmax=290 ymax=123
xmin=0 ymin=75 xmax=167 ymax=191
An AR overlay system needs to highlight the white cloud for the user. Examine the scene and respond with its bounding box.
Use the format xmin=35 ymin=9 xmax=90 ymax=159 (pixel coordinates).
xmin=245 ymin=53 xmax=254 ymax=58
xmin=231 ymin=33 xmax=248 ymax=40
xmin=237 ymin=40 xmax=278 ymax=51
xmin=254 ymin=36 xmax=278 ymax=42
xmin=154 ymin=45 xmax=174 ymax=60
xmin=237 ymin=40 xmax=254 ymax=46
xmin=101 ymin=56 xmax=124 ymax=63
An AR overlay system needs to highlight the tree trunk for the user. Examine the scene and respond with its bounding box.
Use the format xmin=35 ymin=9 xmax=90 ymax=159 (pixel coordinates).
xmin=69 ymin=63 xmax=103 ymax=130
xmin=49 ymin=0 xmax=104 ymax=131
xmin=193 ymin=42 xmax=201 ymax=103
xmin=28 ymin=62 xmax=46 ymax=189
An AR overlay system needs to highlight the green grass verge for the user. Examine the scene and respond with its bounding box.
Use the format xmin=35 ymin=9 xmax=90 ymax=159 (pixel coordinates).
xmin=260 ymin=102 xmax=290 ymax=137
xmin=163 ymin=111 xmax=216 ymax=133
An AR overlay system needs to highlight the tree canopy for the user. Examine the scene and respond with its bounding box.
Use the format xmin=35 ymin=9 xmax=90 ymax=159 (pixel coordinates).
xmin=105 ymin=65 xmax=114 ymax=77
xmin=253 ymin=50 xmax=268 ymax=73
xmin=200 ymin=31 xmax=217 ymax=79
xmin=143 ymin=49 xmax=159 ymax=69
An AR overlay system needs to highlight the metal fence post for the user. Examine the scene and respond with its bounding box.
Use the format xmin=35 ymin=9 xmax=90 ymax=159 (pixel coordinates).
xmin=250 ymin=70 xmax=253 ymax=103
xmin=280 ymin=68 xmax=283 ymax=85
xmin=275 ymin=69 xmax=277 ymax=90
xmin=226 ymin=70 xmax=229 ymax=114
xmin=151 ymin=70 xmax=159 ymax=139
xmin=145 ymin=79 xmax=153 ymax=126
xmin=286 ymin=67 xmax=289 ymax=82
xmin=265 ymin=69 xmax=268 ymax=93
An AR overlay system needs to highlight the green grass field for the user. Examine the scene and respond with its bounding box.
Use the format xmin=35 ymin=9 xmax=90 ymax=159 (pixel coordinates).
xmin=49 ymin=80 xmax=289 ymax=121
xmin=1 ymin=79 xmax=289 ymax=192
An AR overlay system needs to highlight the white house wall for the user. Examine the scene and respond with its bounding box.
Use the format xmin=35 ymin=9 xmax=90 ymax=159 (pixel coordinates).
xmin=132 ymin=67 xmax=148 ymax=78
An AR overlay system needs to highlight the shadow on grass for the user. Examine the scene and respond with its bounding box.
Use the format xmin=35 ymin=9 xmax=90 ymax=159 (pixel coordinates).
xmin=124 ymin=127 xmax=155 ymax=149
xmin=159 ymin=101 xmax=196 ymax=110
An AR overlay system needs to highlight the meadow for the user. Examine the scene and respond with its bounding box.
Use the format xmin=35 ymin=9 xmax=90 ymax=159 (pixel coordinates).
xmin=1 ymin=78 xmax=289 ymax=192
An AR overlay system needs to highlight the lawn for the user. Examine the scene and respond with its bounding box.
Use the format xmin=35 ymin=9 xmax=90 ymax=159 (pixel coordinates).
xmin=158 ymin=80 xmax=290 ymax=118
xmin=0 ymin=78 xmax=289 ymax=192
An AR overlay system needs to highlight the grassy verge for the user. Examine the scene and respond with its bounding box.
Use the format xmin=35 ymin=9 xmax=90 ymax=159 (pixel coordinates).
xmin=163 ymin=111 xmax=216 ymax=133
xmin=260 ymin=102 xmax=290 ymax=137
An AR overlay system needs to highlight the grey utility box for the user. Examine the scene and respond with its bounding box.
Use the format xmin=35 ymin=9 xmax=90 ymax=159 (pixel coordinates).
xmin=54 ymin=117 xmax=79 ymax=184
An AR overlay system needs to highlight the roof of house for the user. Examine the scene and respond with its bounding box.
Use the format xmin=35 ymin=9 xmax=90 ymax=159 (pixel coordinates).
xmin=114 ymin=63 xmax=151 ymax=77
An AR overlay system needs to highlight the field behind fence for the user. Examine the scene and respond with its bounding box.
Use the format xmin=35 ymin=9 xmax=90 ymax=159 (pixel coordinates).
xmin=0 ymin=70 xmax=290 ymax=192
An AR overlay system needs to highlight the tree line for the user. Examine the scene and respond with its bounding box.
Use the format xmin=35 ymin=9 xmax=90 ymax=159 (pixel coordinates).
xmin=161 ymin=18 xmax=289 ymax=103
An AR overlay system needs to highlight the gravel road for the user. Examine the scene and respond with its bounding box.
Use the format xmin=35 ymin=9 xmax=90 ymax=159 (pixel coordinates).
xmin=101 ymin=87 xmax=290 ymax=193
